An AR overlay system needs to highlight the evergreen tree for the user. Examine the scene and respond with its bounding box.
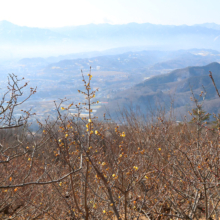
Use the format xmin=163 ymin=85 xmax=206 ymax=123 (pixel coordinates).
xmin=190 ymin=104 xmax=210 ymax=124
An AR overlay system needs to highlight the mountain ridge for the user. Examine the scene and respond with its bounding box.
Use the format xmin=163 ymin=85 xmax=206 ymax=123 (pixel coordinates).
xmin=1 ymin=21 xmax=220 ymax=59
xmin=96 ymin=62 xmax=220 ymax=119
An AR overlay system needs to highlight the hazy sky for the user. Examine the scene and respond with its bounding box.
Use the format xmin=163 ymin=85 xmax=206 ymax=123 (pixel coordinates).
xmin=0 ymin=0 xmax=219 ymax=27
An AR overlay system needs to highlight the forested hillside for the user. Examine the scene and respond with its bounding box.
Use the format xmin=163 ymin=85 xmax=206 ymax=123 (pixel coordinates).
xmin=97 ymin=62 xmax=220 ymax=119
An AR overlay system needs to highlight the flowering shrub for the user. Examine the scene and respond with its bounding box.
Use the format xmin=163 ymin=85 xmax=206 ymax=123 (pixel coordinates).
xmin=0 ymin=70 xmax=220 ymax=219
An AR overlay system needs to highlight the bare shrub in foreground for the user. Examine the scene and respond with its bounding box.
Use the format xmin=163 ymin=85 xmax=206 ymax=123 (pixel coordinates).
xmin=1 ymin=71 xmax=220 ymax=219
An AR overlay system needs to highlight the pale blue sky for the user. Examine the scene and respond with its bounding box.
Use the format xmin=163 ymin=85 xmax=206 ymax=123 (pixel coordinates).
xmin=0 ymin=0 xmax=219 ymax=27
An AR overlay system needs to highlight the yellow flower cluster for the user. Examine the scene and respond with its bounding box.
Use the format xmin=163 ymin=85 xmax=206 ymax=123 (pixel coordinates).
xmin=121 ymin=132 xmax=126 ymax=137
xmin=88 ymin=74 xmax=93 ymax=81
xmin=133 ymin=166 xmax=138 ymax=171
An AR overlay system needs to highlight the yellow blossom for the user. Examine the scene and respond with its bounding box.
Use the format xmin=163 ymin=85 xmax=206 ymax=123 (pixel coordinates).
xmin=65 ymin=134 xmax=68 ymax=137
xmin=112 ymin=174 xmax=116 ymax=177
xmin=95 ymin=130 xmax=98 ymax=134
xmin=88 ymin=119 xmax=92 ymax=123
xmin=133 ymin=166 xmax=138 ymax=171
xmin=61 ymin=107 xmax=65 ymax=110
xmin=103 ymin=210 xmax=106 ymax=214
xmin=158 ymin=148 xmax=161 ymax=151
xmin=121 ymin=132 xmax=126 ymax=137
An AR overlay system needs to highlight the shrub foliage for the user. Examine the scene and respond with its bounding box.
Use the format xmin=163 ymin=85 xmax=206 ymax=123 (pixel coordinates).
xmin=0 ymin=71 xmax=220 ymax=219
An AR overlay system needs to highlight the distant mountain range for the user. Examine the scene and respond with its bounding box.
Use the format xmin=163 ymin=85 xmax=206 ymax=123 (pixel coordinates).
xmin=0 ymin=20 xmax=65 ymax=44
xmin=1 ymin=20 xmax=220 ymax=122
xmin=1 ymin=46 xmax=220 ymax=121
xmin=20 ymin=48 xmax=219 ymax=75
xmin=96 ymin=62 xmax=220 ymax=120
xmin=14 ymin=49 xmax=220 ymax=100
xmin=194 ymin=23 xmax=220 ymax=30
xmin=1 ymin=20 xmax=220 ymax=59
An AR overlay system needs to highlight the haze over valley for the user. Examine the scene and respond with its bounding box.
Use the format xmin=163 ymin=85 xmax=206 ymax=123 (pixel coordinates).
xmin=0 ymin=20 xmax=220 ymax=122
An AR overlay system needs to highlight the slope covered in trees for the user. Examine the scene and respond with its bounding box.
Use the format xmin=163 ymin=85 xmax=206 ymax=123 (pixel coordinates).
xmin=97 ymin=62 xmax=220 ymax=119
